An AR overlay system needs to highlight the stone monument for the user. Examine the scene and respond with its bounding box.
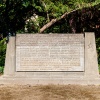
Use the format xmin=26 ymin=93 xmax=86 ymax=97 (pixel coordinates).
xmin=16 ymin=34 xmax=84 ymax=71
xmin=3 ymin=32 xmax=100 ymax=85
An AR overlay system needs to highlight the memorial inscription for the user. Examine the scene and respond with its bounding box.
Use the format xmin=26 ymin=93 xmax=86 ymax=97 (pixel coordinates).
xmin=16 ymin=34 xmax=84 ymax=71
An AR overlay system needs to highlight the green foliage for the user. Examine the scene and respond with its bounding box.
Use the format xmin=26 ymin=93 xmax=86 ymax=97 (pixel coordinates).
xmin=0 ymin=0 xmax=99 ymax=35
xmin=0 ymin=0 xmax=45 ymax=36
xmin=27 ymin=0 xmax=100 ymax=33
xmin=0 ymin=38 xmax=6 ymax=67
xmin=0 ymin=66 xmax=4 ymax=74
xmin=96 ymin=37 xmax=100 ymax=65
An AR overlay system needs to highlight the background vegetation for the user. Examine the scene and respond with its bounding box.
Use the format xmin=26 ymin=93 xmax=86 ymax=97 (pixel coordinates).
xmin=0 ymin=38 xmax=6 ymax=73
xmin=0 ymin=0 xmax=100 ymax=73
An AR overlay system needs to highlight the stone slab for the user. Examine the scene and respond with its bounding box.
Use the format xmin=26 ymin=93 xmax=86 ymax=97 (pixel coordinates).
xmin=85 ymin=32 xmax=99 ymax=78
xmin=3 ymin=32 xmax=100 ymax=85
xmin=16 ymin=34 xmax=84 ymax=71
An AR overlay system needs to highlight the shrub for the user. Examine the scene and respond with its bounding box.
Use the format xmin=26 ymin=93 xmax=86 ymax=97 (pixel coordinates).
xmin=0 ymin=38 xmax=6 ymax=73
xmin=0 ymin=66 xmax=4 ymax=74
xmin=96 ymin=37 xmax=100 ymax=65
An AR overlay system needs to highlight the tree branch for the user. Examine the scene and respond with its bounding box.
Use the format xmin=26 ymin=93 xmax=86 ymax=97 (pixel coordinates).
xmin=39 ymin=9 xmax=79 ymax=33
xmin=39 ymin=2 xmax=100 ymax=33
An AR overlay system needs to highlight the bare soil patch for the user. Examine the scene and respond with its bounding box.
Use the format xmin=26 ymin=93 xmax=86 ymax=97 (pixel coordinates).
xmin=0 ymin=84 xmax=100 ymax=100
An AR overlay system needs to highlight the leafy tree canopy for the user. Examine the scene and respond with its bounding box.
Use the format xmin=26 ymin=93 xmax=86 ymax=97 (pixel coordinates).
xmin=0 ymin=0 xmax=99 ymax=37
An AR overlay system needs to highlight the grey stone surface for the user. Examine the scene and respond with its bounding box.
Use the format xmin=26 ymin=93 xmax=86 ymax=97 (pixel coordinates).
xmin=16 ymin=34 xmax=84 ymax=71
xmin=2 ymin=32 xmax=100 ymax=85
xmin=4 ymin=37 xmax=16 ymax=75
xmin=85 ymin=32 xmax=99 ymax=78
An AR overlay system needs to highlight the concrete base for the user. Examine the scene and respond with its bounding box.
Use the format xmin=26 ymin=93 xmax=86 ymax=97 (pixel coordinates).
xmin=0 ymin=75 xmax=100 ymax=85
xmin=2 ymin=32 xmax=100 ymax=85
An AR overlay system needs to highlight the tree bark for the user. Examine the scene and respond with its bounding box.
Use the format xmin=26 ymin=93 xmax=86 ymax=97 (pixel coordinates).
xmin=39 ymin=9 xmax=79 ymax=33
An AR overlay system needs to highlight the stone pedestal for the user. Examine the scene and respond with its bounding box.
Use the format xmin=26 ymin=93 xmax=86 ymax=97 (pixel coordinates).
xmin=4 ymin=37 xmax=16 ymax=76
xmin=85 ymin=32 xmax=99 ymax=78
xmin=3 ymin=32 xmax=100 ymax=85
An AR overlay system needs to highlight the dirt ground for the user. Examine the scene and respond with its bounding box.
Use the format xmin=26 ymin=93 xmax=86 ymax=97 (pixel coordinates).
xmin=0 ymin=84 xmax=100 ymax=100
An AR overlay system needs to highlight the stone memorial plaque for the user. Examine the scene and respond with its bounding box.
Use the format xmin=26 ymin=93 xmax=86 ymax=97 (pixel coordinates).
xmin=16 ymin=34 xmax=84 ymax=71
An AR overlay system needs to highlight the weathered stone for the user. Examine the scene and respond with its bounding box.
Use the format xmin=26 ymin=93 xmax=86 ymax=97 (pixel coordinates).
xmin=3 ymin=33 xmax=100 ymax=85
xmin=16 ymin=34 xmax=84 ymax=71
